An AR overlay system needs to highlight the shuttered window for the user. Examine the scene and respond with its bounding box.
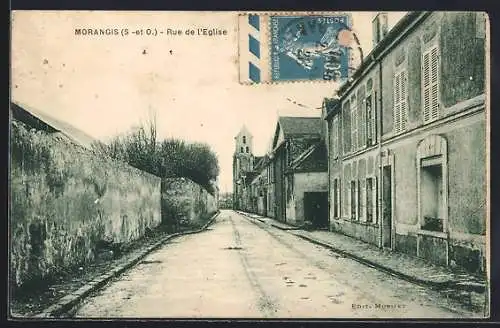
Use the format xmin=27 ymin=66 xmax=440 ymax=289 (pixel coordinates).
xmin=393 ymin=70 xmax=408 ymax=134
xmin=331 ymin=116 xmax=340 ymax=158
xmin=333 ymin=178 xmax=341 ymax=219
xmin=350 ymin=95 xmax=357 ymax=151
xmin=366 ymin=177 xmax=378 ymax=224
xmin=422 ymin=45 xmax=440 ymax=124
xmin=365 ymin=94 xmax=375 ymax=145
xmin=359 ymin=180 xmax=365 ymax=222
xmin=350 ymin=180 xmax=357 ymax=220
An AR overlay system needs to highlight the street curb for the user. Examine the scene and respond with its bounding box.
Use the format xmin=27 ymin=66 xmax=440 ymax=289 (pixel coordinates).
xmin=237 ymin=211 xmax=485 ymax=295
xmin=31 ymin=211 xmax=221 ymax=319
xmin=292 ymin=232 xmax=486 ymax=294
xmin=270 ymin=223 xmax=301 ymax=231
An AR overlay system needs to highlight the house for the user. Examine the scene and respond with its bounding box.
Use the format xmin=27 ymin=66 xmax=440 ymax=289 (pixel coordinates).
xmin=249 ymin=155 xmax=269 ymax=216
xmin=324 ymin=12 xmax=487 ymax=274
xmin=268 ymin=116 xmax=329 ymax=228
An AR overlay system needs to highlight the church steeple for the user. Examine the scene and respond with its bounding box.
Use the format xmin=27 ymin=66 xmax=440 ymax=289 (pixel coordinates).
xmin=234 ymin=125 xmax=253 ymax=155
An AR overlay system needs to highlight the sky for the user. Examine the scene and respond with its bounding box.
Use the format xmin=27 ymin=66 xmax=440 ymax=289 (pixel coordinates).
xmin=11 ymin=11 xmax=406 ymax=193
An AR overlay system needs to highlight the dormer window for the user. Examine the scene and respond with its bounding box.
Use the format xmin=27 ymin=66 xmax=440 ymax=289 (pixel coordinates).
xmin=243 ymin=136 xmax=246 ymax=144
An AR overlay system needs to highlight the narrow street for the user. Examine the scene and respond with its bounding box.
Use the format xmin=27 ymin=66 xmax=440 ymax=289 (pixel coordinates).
xmin=71 ymin=210 xmax=476 ymax=319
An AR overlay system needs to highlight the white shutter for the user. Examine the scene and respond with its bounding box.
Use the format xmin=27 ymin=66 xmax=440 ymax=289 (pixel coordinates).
xmin=351 ymin=100 xmax=357 ymax=151
xmin=337 ymin=179 xmax=342 ymax=218
xmin=400 ymin=70 xmax=408 ymax=131
xmin=375 ymin=178 xmax=378 ymax=222
xmin=422 ymin=51 xmax=431 ymax=123
xmin=394 ymin=73 xmax=401 ymax=133
xmin=347 ymin=181 xmax=351 ymax=219
xmin=360 ymin=180 xmax=366 ymax=222
xmin=336 ymin=118 xmax=340 ymax=157
xmin=430 ymin=46 xmax=440 ymax=121
xmin=423 ymin=45 xmax=439 ymax=124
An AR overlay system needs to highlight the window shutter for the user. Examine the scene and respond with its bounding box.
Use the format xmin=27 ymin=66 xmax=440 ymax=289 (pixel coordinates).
xmin=400 ymin=70 xmax=408 ymax=131
xmin=351 ymin=101 xmax=357 ymax=151
xmin=422 ymin=51 xmax=431 ymax=123
xmin=347 ymin=181 xmax=352 ymax=219
xmin=374 ymin=176 xmax=378 ymax=224
xmin=338 ymin=179 xmax=342 ymax=218
xmin=430 ymin=46 xmax=439 ymax=121
xmin=357 ymin=180 xmax=361 ymax=221
xmin=336 ymin=118 xmax=340 ymax=157
xmin=394 ymin=73 xmax=401 ymax=133
xmin=366 ymin=94 xmax=373 ymax=146
xmin=360 ymin=179 xmax=365 ymax=222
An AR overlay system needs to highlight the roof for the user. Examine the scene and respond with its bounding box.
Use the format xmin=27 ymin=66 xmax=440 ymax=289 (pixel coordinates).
xmin=11 ymin=101 xmax=96 ymax=149
xmin=278 ymin=116 xmax=323 ymax=137
xmin=337 ymin=11 xmax=429 ymax=97
xmin=290 ymin=142 xmax=327 ymax=172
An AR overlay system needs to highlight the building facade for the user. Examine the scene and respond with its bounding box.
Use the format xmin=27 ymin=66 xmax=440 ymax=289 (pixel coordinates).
xmin=268 ymin=117 xmax=329 ymax=227
xmin=324 ymin=11 xmax=487 ymax=274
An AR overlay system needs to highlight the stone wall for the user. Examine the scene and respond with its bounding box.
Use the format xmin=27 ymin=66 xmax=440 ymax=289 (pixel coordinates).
xmin=10 ymin=120 xmax=162 ymax=288
xmin=161 ymin=177 xmax=217 ymax=230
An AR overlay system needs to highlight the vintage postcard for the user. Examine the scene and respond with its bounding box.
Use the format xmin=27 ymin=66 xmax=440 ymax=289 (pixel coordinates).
xmin=9 ymin=10 xmax=490 ymax=319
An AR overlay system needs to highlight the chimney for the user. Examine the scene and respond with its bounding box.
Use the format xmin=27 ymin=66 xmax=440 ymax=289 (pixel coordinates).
xmin=372 ymin=12 xmax=389 ymax=48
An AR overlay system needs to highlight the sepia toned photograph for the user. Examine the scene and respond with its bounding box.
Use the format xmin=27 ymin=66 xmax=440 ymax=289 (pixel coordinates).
xmin=9 ymin=10 xmax=490 ymax=319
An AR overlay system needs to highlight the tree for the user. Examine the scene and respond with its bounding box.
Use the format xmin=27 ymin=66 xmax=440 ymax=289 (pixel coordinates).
xmin=91 ymin=113 xmax=219 ymax=195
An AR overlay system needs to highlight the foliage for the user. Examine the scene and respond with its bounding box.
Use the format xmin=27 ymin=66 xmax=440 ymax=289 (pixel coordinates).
xmin=91 ymin=113 xmax=219 ymax=195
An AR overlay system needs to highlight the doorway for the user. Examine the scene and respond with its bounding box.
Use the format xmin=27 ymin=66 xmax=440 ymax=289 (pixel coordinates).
xmin=382 ymin=165 xmax=393 ymax=249
xmin=304 ymin=192 xmax=329 ymax=229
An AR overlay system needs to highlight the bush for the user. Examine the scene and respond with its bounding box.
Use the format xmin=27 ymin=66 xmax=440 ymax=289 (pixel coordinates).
xmin=91 ymin=113 xmax=219 ymax=195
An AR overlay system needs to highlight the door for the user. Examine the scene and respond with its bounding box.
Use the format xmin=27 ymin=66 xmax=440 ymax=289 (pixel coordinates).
xmin=304 ymin=192 xmax=329 ymax=229
xmin=382 ymin=165 xmax=393 ymax=248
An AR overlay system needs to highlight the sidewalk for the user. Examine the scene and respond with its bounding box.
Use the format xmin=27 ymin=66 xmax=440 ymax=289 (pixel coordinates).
xmin=11 ymin=212 xmax=220 ymax=319
xmin=237 ymin=210 xmax=488 ymax=312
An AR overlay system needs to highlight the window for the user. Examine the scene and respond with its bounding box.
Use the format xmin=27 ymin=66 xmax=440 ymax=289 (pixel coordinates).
xmin=420 ymin=160 xmax=444 ymax=232
xmin=342 ymin=100 xmax=351 ymax=155
xmin=243 ymin=136 xmax=246 ymax=144
xmin=366 ymin=177 xmax=377 ymax=224
xmin=246 ymin=146 xmax=249 ymax=153
xmin=350 ymin=95 xmax=357 ymax=151
xmin=333 ymin=178 xmax=341 ymax=218
xmin=422 ymin=45 xmax=439 ymax=124
xmin=394 ymin=70 xmax=408 ymax=133
xmin=350 ymin=180 xmax=357 ymax=220
xmin=241 ymin=147 xmax=244 ymax=153
xmin=365 ymin=94 xmax=375 ymax=146
xmin=359 ymin=180 xmax=365 ymax=222
xmin=331 ymin=116 xmax=340 ymax=158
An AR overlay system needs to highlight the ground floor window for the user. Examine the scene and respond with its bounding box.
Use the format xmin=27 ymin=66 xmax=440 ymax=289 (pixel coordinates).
xmin=333 ymin=178 xmax=341 ymax=218
xmin=359 ymin=180 xmax=365 ymax=222
xmin=350 ymin=180 xmax=357 ymax=220
xmin=420 ymin=161 xmax=444 ymax=232
xmin=416 ymin=135 xmax=448 ymax=234
xmin=366 ymin=177 xmax=377 ymax=224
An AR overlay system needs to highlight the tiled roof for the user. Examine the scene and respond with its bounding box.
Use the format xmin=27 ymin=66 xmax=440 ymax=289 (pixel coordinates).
xmin=291 ymin=142 xmax=328 ymax=172
xmin=278 ymin=116 xmax=323 ymax=137
xmin=11 ymin=101 xmax=96 ymax=149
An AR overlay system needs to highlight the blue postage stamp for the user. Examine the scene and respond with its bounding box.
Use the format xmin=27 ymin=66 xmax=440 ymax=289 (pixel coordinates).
xmin=270 ymin=15 xmax=351 ymax=82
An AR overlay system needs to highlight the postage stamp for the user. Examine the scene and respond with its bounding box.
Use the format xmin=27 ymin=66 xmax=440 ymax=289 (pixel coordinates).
xmin=270 ymin=15 xmax=351 ymax=82
xmin=238 ymin=12 xmax=357 ymax=84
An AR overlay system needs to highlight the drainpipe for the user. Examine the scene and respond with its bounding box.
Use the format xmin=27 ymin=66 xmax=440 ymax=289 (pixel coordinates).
xmin=377 ymin=59 xmax=384 ymax=249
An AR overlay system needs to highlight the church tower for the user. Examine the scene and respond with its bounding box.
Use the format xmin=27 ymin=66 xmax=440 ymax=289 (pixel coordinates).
xmin=233 ymin=125 xmax=254 ymax=209
xmin=234 ymin=125 xmax=253 ymax=155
